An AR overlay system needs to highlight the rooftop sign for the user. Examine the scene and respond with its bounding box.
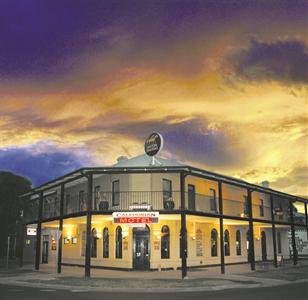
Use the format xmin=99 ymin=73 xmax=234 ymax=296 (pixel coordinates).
xmin=144 ymin=132 xmax=163 ymax=156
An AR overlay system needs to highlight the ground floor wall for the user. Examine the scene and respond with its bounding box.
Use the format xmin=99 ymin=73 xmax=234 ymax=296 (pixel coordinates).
xmin=23 ymin=214 xmax=298 ymax=271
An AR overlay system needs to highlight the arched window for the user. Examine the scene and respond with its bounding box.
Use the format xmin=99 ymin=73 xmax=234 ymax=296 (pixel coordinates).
xmin=224 ymin=230 xmax=230 ymax=256
xmin=103 ymin=227 xmax=109 ymax=258
xmin=115 ymin=226 xmax=122 ymax=258
xmin=236 ymin=230 xmax=241 ymax=256
xmin=91 ymin=228 xmax=98 ymax=258
xmin=211 ymin=229 xmax=218 ymax=257
xmin=161 ymin=225 xmax=170 ymax=259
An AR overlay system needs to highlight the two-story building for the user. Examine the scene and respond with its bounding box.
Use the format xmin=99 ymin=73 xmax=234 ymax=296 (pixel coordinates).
xmin=20 ymin=153 xmax=308 ymax=278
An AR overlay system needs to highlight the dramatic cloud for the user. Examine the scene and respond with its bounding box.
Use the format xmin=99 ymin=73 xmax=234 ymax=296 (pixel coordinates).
xmin=0 ymin=2 xmax=307 ymax=195
xmin=226 ymin=39 xmax=308 ymax=84
xmin=271 ymin=165 xmax=308 ymax=195
xmin=0 ymin=142 xmax=93 ymax=187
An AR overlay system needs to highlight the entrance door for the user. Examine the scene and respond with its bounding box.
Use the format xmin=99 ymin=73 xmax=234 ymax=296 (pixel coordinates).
xmin=42 ymin=241 xmax=49 ymax=264
xmin=133 ymin=226 xmax=150 ymax=270
xmin=261 ymin=231 xmax=267 ymax=261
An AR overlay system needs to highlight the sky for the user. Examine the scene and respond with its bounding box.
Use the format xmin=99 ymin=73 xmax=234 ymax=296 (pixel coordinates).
xmin=0 ymin=0 xmax=307 ymax=195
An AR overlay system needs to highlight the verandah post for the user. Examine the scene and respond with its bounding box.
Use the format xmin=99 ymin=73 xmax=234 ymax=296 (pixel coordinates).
xmin=247 ymin=189 xmax=255 ymax=270
xmin=57 ymin=183 xmax=65 ymax=274
xmin=35 ymin=191 xmax=43 ymax=270
xmin=270 ymin=194 xmax=278 ymax=268
xmin=180 ymin=171 xmax=187 ymax=279
xmin=85 ymin=173 xmax=93 ymax=277
xmin=218 ymin=181 xmax=225 ymax=274
xmin=289 ymin=199 xmax=297 ymax=265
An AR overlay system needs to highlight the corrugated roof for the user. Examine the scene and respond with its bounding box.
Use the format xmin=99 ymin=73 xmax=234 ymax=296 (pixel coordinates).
xmin=113 ymin=154 xmax=184 ymax=167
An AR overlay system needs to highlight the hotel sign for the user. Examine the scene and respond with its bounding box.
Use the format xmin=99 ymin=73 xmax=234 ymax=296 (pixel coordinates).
xmin=112 ymin=212 xmax=159 ymax=225
xmin=144 ymin=132 xmax=163 ymax=156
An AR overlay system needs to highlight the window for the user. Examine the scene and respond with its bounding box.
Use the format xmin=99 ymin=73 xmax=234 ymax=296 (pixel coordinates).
xmin=188 ymin=184 xmax=196 ymax=210
xmin=259 ymin=199 xmax=264 ymax=217
xmin=115 ymin=226 xmax=122 ymax=258
xmin=236 ymin=230 xmax=241 ymax=255
xmin=277 ymin=232 xmax=282 ymax=254
xmin=244 ymin=195 xmax=249 ymax=216
xmin=94 ymin=186 xmax=101 ymax=210
xmin=163 ymin=179 xmax=172 ymax=200
xmin=79 ymin=190 xmax=86 ymax=211
xmin=211 ymin=229 xmax=218 ymax=257
xmin=161 ymin=225 xmax=170 ymax=259
xmin=224 ymin=230 xmax=230 ymax=256
xmin=103 ymin=227 xmax=109 ymax=258
xmin=91 ymin=228 xmax=98 ymax=258
xmin=112 ymin=180 xmax=120 ymax=206
xmin=65 ymin=194 xmax=70 ymax=214
xmin=210 ymin=189 xmax=217 ymax=212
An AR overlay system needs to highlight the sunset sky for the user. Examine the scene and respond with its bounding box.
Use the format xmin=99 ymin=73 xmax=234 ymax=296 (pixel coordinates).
xmin=0 ymin=0 xmax=307 ymax=195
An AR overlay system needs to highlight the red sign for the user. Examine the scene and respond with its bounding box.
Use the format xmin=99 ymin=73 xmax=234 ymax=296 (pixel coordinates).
xmin=113 ymin=212 xmax=159 ymax=224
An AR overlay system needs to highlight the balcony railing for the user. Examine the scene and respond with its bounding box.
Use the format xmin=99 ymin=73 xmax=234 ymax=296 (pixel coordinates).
xmin=23 ymin=190 xmax=295 ymax=224
xmin=93 ymin=191 xmax=181 ymax=212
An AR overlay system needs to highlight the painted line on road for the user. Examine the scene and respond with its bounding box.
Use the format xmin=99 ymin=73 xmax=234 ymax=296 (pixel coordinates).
xmin=71 ymin=289 xmax=90 ymax=293
xmin=8 ymin=289 xmax=24 ymax=292
xmin=40 ymin=289 xmax=57 ymax=292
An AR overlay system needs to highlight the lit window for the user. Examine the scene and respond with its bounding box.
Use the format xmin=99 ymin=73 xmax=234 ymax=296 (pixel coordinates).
xmin=211 ymin=229 xmax=218 ymax=257
xmin=161 ymin=225 xmax=170 ymax=259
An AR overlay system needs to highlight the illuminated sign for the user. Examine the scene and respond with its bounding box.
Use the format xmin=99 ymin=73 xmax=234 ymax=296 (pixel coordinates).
xmin=112 ymin=212 xmax=159 ymax=224
xmin=27 ymin=228 xmax=37 ymax=236
xmin=144 ymin=132 xmax=163 ymax=156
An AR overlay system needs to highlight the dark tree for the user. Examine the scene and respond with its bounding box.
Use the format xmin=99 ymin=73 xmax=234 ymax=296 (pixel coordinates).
xmin=0 ymin=171 xmax=32 ymax=257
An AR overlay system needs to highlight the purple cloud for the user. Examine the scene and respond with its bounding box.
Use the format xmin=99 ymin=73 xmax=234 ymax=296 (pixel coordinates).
xmin=0 ymin=142 xmax=93 ymax=187
xmin=227 ymin=39 xmax=308 ymax=84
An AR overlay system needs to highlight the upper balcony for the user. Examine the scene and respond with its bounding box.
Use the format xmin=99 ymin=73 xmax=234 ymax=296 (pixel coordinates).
xmin=23 ymin=190 xmax=304 ymax=225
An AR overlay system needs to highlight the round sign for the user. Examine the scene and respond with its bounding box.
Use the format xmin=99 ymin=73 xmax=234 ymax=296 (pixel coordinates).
xmin=144 ymin=132 xmax=164 ymax=156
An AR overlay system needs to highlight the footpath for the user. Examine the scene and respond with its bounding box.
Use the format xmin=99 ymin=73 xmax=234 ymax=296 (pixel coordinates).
xmin=0 ymin=260 xmax=307 ymax=293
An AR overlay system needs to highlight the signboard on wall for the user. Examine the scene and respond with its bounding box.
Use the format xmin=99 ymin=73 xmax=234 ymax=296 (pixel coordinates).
xmin=112 ymin=212 xmax=159 ymax=225
xmin=27 ymin=228 xmax=37 ymax=236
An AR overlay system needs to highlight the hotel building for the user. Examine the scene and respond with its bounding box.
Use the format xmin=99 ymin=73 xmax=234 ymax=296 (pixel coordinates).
xmin=20 ymin=148 xmax=308 ymax=278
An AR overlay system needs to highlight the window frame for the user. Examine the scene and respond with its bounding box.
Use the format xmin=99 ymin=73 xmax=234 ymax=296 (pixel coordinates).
xmin=103 ymin=227 xmax=109 ymax=258
xmin=259 ymin=199 xmax=264 ymax=217
xmin=236 ymin=230 xmax=241 ymax=256
xmin=224 ymin=229 xmax=230 ymax=256
xmin=161 ymin=225 xmax=170 ymax=259
xmin=211 ymin=229 xmax=218 ymax=257
xmin=188 ymin=184 xmax=196 ymax=210
xmin=209 ymin=188 xmax=217 ymax=212
xmin=112 ymin=180 xmax=120 ymax=206
xmin=115 ymin=226 xmax=122 ymax=258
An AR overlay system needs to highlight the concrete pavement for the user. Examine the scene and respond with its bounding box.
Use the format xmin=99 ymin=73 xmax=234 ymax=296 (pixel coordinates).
xmin=0 ymin=260 xmax=307 ymax=293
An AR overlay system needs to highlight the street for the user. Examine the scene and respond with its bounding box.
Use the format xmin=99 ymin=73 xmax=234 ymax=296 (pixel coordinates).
xmin=0 ymin=282 xmax=307 ymax=300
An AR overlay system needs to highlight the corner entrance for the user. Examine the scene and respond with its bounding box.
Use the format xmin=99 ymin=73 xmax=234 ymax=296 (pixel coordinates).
xmin=133 ymin=226 xmax=150 ymax=270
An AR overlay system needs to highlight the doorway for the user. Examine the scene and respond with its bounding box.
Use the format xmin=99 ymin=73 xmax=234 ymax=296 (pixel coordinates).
xmin=42 ymin=237 xmax=49 ymax=264
xmin=261 ymin=231 xmax=267 ymax=261
xmin=133 ymin=226 xmax=150 ymax=270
